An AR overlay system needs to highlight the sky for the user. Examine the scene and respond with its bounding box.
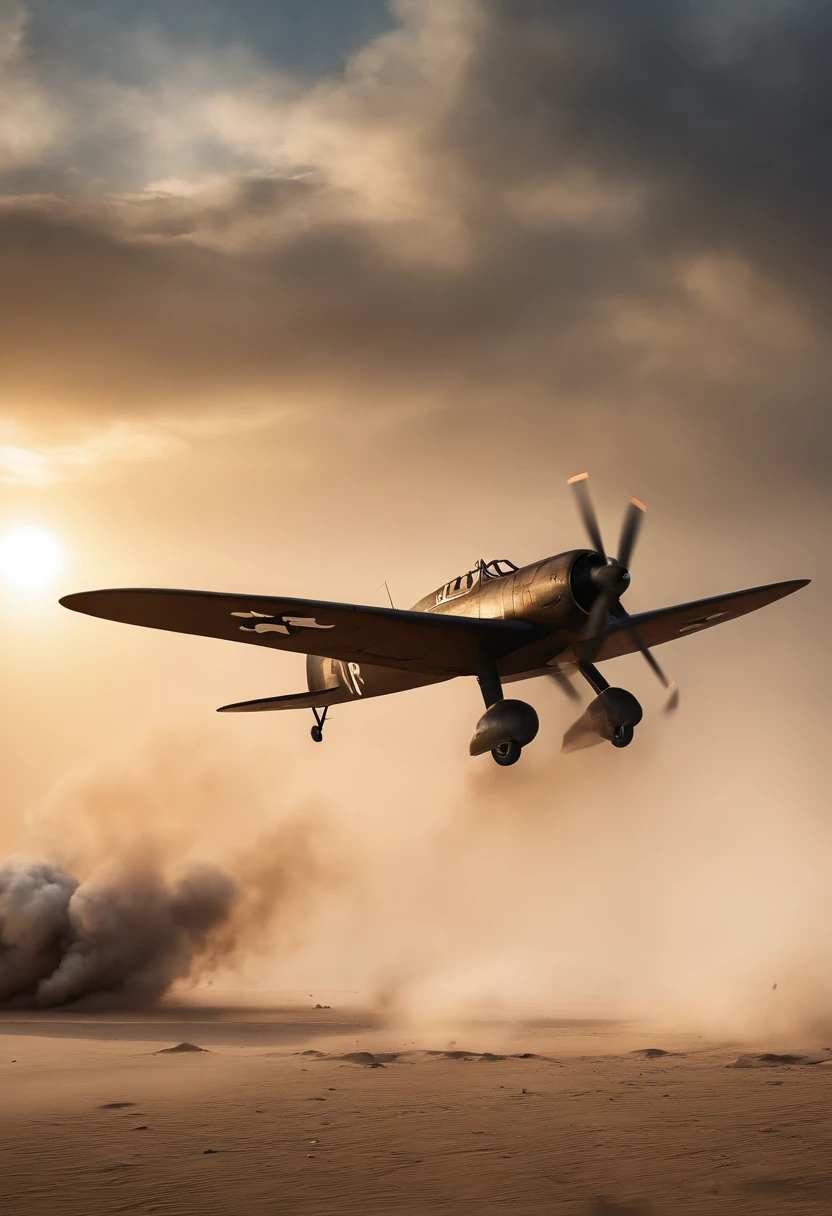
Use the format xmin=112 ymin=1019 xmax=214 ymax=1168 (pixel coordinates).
xmin=0 ymin=0 xmax=830 ymax=1028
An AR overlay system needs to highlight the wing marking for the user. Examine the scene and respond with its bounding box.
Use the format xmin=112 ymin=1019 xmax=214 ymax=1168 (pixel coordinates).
xmin=230 ymin=610 xmax=335 ymax=636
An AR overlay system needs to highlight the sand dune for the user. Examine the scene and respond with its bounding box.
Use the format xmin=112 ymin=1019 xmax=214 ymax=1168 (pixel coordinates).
xmin=2 ymin=994 xmax=831 ymax=1215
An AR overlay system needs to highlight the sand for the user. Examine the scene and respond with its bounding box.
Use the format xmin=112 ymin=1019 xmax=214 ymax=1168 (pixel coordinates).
xmin=1 ymin=994 xmax=831 ymax=1215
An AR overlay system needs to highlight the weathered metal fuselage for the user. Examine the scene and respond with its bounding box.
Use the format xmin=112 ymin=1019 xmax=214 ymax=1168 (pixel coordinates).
xmin=412 ymin=550 xmax=594 ymax=627
xmin=306 ymin=550 xmax=602 ymax=702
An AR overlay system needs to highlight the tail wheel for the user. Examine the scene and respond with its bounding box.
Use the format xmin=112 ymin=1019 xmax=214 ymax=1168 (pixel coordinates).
xmin=491 ymin=741 xmax=522 ymax=767
xmin=310 ymin=726 xmax=323 ymax=743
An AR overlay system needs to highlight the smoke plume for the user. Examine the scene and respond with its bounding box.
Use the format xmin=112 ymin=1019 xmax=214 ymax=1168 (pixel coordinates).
xmin=0 ymin=858 xmax=235 ymax=1008
xmin=0 ymin=732 xmax=342 ymax=1010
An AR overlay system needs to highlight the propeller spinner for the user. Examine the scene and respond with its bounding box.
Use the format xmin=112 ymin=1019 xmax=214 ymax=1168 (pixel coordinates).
xmin=567 ymin=473 xmax=678 ymax=712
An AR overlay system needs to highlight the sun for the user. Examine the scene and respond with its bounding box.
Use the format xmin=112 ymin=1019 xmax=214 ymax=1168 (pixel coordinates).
xmin=0 ymin=526 xmax=65 ymax=589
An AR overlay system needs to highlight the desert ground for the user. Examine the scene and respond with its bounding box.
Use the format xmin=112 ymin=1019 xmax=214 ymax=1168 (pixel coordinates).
xmin=2 ymin=993 xmax=831 ymax=1216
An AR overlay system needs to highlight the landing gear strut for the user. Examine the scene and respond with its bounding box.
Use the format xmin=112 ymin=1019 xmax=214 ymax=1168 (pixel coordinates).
xmin=576 ymin=660 xmax=609 ymax=696
xmin=310 ymin=706 xmax=328 ymax=743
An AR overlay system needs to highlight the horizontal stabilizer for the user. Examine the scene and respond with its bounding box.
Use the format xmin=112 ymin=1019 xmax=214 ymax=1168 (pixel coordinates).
xmin=217 ymin=687 xmax=350 ymax=713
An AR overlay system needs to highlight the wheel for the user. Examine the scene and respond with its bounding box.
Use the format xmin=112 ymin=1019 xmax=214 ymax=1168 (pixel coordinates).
xmin=491 ymin=740 xmax=522 ymax=766
xmin=611 ymin=724 xmax=634 ymax=749
xmin=310 ymin=726 xmax=323 ymax=743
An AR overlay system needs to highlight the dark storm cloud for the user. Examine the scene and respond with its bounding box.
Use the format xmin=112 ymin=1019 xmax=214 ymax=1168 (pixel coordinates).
xmin=0 ymin=0 xmax=830 ymax=476
xmin=0 ymin=190 xmax=658 ymax=414
xmin=473 ymin=0 xmax=832 ymax=312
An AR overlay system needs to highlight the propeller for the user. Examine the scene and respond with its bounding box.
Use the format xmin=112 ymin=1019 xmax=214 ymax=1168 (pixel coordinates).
xmin=546 ymin=667 xmax=581 ymax=702
xmin=567 ymin=473 xmax=678 ymax=712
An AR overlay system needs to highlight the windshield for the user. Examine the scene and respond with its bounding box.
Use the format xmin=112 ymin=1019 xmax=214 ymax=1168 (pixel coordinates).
xmin=434 ymin=557 xmax=518 ymax=605
xmin=480 ymin=558 xmax=518 ymax=579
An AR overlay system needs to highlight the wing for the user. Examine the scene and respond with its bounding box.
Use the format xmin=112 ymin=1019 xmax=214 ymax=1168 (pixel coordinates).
xmin=60 ymin=588 xmax=537 ymax=678
xmin=593 ymin=579 xmax=809 ymax=662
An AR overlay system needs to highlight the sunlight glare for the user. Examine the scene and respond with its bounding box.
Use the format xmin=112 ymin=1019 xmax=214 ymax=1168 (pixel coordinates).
xmin=0 ymin=527 xmax=65 ymax=589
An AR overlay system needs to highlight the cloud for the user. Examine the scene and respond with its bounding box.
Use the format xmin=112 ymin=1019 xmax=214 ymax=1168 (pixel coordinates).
xmin=0 ymin=2 xmax=61 ymax=170
xmin=0 ymin=0 xmax=829 ymax=488
xmin=0 ymin=420 xmax=182 ymax=484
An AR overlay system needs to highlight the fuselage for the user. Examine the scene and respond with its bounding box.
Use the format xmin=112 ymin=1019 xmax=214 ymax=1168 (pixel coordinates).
xmin=306 ymin=549 xmax=601 ymax=702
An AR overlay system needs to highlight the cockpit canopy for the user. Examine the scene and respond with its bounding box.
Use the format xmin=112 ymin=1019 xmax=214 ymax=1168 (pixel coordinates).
xmin=434 ymin=557 xmax=518 ymax=606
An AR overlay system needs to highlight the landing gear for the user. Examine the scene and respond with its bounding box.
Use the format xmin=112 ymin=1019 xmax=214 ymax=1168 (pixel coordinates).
xmin=612 ymin=724 xmax=634 ymax=748
xmin=310 ymin=706 xmax=328 ymax=743
xmin=561 ymin=666 xmax=643 ymax=752
xmin=491 ymin=740 xmax=522 ymax=766
xmin=577 ymin=660 xmax=610 ymax=696
xmin=469 ymin=657 xmax=539 ymax=766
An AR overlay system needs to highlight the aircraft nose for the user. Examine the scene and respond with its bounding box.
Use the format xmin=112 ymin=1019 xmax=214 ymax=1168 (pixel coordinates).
xmin=591 ymin=561 xmax=630 ymax=599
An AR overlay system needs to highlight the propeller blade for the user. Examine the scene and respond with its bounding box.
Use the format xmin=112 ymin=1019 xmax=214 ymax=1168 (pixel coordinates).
xmin=547 ymin=667 xmax=581 ymax=701
xmin=623 ymin=618 xmax=672 ymax=689
xmin=582 ymin=590 xmax=616 ymax=664
xmin=617 ymin=497 xmax=645 ymax=570
xmin=568 ymin=473 xmax=606 ymax=561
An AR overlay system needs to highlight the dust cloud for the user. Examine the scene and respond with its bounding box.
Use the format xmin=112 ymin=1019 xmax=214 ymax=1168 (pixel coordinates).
xmin=263 ymin=661 xmax=831 ymax=1049
xmin=2 ymin=680 xmax=830 ymax=1043
xmin=0 ymin=858 xmax=235 ymax=1008
xmin=0 ymin=730 xmax=342 ymax=1009
xmin=347 ymin=708 xmax=832 ymax=1048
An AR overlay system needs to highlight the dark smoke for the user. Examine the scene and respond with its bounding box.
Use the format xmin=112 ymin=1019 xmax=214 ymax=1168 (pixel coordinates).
xmin=0 ymin=858 xmax=237 ymax=1008
xmin=0 ymin=730 xmax=345 ymax=1012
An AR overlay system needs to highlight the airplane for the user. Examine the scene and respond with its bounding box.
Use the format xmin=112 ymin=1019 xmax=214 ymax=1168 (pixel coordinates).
xmin=60 ymin=475 xmax=809 ymax=766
